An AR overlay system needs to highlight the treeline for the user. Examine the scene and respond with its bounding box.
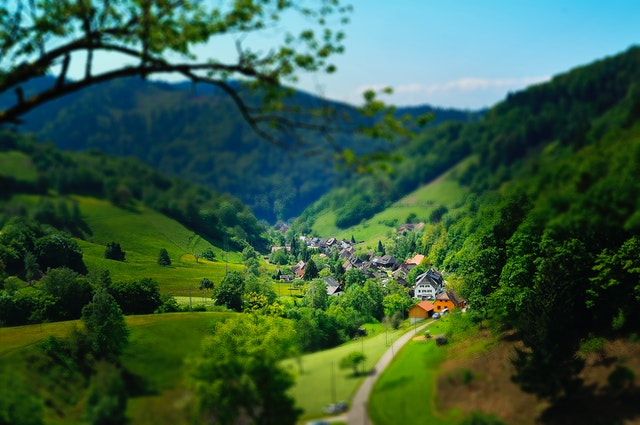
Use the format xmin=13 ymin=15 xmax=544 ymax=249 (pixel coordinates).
xmin=0 ymin=131 xmax=269 ymax=252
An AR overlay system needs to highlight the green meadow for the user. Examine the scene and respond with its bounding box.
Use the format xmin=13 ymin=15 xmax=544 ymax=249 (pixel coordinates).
xmin=75 ymin=196 xmax=245 ymax=297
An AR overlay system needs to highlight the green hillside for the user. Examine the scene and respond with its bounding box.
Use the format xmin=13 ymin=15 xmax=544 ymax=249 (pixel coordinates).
xmin=7 ymin=77 xmax=482 ymax=222
xmin=74 ymin=196 xmax=244 ymax=297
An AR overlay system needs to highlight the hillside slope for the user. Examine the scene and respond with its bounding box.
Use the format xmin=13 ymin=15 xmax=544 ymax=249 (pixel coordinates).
xmin=4 ymin=77 xmax=482 ymax=222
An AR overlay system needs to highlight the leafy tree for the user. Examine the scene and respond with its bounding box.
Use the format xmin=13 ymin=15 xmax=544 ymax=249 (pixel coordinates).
xmin=303 ymin=259 xmax=319 ymax=281
xmin=199 ymin=277 xmax=214 ymax=297
xmin=213 ymin=271 xmax=244 ymax=312
xmin=81 ymin=288 xmax=129 ymax=360
xmin=303 ymin=279 xmax=329 ymax=310
xmin=104 ymin=242 xmax=126 ymax=261
xmin=85 ymin=361 xmax=128 ymax=425
xmin=383 ymin=292 xmax=412 ymax=319
xmin=511 ymin=237 xmax=590 ymax=401
xmin=108 ymin=278 xmax=162 ymax=315
xmin=339 ymin=351 xmax=367 ymax=376
xmin=40 ymin=267 xmax=93 ymax=321
xmin=157 ymin=248 xmax=171 ymax=266
xmin=200 ymin=248 xmax=215 ymax=261
xmin=187 ymin=315 xmax=301 ymax=425
xmin=343 ymin=268 xmax=366 ymax=288
xmin=0 ymin=0 xmax=386 ymax=153
xmin=23 ymin=251 xmax=41 ymax=281
xmin=34 ymin=233 xmax=87 ymax=274
xmin=269 ymin=248 xmax=290 ymax=265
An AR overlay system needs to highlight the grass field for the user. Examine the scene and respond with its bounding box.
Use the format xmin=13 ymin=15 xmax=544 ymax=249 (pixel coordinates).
xmin=74 ymin=196 xmax=246 ymax=297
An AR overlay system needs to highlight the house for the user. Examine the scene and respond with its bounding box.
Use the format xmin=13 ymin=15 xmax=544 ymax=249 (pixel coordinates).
xmin=324 ymin=276 xmax=343 ymax=296
xmin=372 ymin=254 xmax=397 ymax=268
xmin=408 ymin=300 xmax=435 ymax=324
xmin=433 ymin=290 xmax=466 ymax=313
xmin=413 ymin=268 xmax=445 ymax=300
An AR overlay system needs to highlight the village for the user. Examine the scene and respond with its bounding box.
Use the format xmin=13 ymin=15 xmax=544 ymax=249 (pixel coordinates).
xmin=269 ymin=232 xmax=467 ymax=323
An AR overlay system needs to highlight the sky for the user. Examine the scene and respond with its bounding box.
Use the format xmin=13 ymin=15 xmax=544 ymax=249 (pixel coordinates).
xmin=63 ymin=0 xmax=640 ymax=110
xmin=290 ymin=0 xmax=640 ymax=109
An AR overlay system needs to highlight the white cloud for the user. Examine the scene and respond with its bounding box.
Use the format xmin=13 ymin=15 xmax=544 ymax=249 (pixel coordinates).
xmin=325 ymin=76 xmax=551 ymax=109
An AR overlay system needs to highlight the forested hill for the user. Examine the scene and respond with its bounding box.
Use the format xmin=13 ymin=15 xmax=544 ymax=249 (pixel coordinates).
xmin=294 ymin=45 xmax=640 ymax=233
xmin=296 ymin=45 xmax=640 ymax=401
xmin=2 ymin=77 xmax=482 ymax=223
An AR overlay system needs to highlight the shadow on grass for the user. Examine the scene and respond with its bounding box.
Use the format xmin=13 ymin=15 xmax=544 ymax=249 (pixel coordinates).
xmin=539 ymin=385 xmax=640 ymax=425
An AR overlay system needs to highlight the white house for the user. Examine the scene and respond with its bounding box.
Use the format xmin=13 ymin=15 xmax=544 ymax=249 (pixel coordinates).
xmin=413 ymin=269 xmax=445 ymax=300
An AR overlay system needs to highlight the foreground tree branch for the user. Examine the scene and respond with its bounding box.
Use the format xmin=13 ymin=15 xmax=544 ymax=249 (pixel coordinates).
xmin=0 ymin=0 xmax=428 ymax=161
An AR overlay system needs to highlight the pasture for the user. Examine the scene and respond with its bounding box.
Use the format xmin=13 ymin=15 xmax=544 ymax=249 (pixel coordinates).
xmin=75 ymin=196 xmax=245 ymax=297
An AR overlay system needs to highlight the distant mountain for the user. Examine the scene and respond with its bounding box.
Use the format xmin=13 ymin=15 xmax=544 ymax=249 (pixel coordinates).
xmin=3 ymin=77 xmax=483 ymax=222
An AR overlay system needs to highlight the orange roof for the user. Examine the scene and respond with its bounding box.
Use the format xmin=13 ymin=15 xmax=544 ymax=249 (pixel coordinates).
xmin=405 ymin=254 xmax=425 ymax=265
xmin=415 ymin=300 xmax=434 ymax=312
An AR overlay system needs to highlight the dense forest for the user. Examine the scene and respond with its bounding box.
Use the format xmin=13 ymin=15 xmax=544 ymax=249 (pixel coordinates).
xmin=1 ymin=77 xmax=482 ymax=222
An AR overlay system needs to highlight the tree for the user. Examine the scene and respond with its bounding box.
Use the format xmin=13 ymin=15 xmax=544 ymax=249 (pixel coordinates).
xmin=81 ymin=288 xmax=129 ymax=360
xmin=269 ymin=248 xmax=289 ymax=265
xmin=339 ymin=351 xmax=367 ymax=376
xmin=303 ymin=279 xmax=328 ymax=310
xmin=187 ymin=315 xmax=301 ymax=425
xmin=104 ymin=242 xmax=126 ymax=261
xmin=0 ymin=0 xmax=361 ymax=151
xmin=34 ymin=233 xmax=87 ymax=274
xmin=108 ymin=278 xmax=162 ymax=315
xmin=376 ymin=240 xmax=385 ymax=255
xmin=157 ymin=248 xmax=171 ymax=266
xmin=0 ymin=366 xmax=44 ymax=425
xmin=302 ymin=258 xmax=319 ymax=281
xmin=40 ymin=266 xmax=93 ymax=321
xmin=199 ymin=277 xmax=214 ymax=297
xmin=213 ymin=271 xmax=244 ymax=311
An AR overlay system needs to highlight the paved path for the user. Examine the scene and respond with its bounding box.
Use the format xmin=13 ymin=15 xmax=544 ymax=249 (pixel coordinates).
xmin=346 ymin=322 xmax=431 ymax=425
